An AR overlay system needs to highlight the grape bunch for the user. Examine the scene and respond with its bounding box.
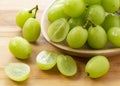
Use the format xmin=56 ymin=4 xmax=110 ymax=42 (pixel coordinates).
xmin=16 ymin=5 xmax=41 ymax=42
xmin=47 ymin=0 xmax=120 ymax=49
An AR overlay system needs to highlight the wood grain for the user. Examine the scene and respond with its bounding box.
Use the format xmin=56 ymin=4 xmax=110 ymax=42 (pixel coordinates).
xmin=0 ymin=0 xmax=120 ymax=86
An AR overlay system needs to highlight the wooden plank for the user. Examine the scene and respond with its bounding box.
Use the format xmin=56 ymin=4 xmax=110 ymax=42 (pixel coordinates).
xmin=0 ymin=0 xmax=120 ymax=86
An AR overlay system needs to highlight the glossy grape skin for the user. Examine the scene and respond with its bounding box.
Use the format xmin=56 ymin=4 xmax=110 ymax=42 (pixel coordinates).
xmin=101 ymin=0 xmax=119 ymax=13
xmin=22 ymin=18 xmax=41 ymax=42
xmin=85 ymin=0 xmax=101 ymax=6
xmin=47 ymin=18 xmax=70 ymax=42
xmin=16 ymin=9 xmax=33 ymax=28
xmin=64 ymin=0 xmax=85 ymax=17
xmin=87 ymin=5 xmax=105 ymax=25
xmin=9 ymin=37 xmax=32 ymax=59
xmin=36 ymin=50 xmax=57 ymax=70
xmin=66 ymin=26 xmax=88 ymax=48
xmin=88 ymin=26 xmax=107 ymax=49
xmin=57 ymin=55 xmax=77 ymax=76
xmin=68 ymin=17 xmax=84 ymax=29
xmin=85 ymin=55 xmax=110 ymax=78
xmin=48 ymin=1 xmax=69 ymax=22
xmin=108 ymin=27 xmax=120 ymax=47
xmin=102 ymin=14 xmax=120 ymax=32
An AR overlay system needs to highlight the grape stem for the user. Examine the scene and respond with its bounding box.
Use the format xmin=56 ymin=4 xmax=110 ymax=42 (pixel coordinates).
xmin=33 ymin=5 xmax=39 ymax=18
xmin=83 ymin=18 xmax=96 ymax=29
xmin=29 ymin=5 xmax=38 ymax=13
xmin=28 ymin=5 xmax=39 ymax=18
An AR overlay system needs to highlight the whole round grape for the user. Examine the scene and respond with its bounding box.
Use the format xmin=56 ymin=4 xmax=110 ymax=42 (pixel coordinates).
xmin=101 ymin=0 xmax=119 ymax=13
xmin=85 ymin=0 xmax=101 ymax=6
xmin=87 ymin=5 xmax=105 ymax=25
xmin=9 ymin=37 xmax=32 ymax=59
xmin=23 ymin=18 xmax=41 ymax=42
xmin=102 ymin=14 xmax=120 ymax=32
xmin=64 ymin=0 xmax=85 ymax=17
xmin=47 ymin=18 xmax=70 ymax=42
xmin=48 ymin=1 xmax=69 ymax=22
xmin=68 ymin=17 xmax=84 ymax=29
xmin=108 ymin=27 xmax=120 ymax=47
xmin=88 ymin=25 xmax=107 ymax=49
xmin=66 ymin=26 xmax=88 ymax=48
xmin=16 ymin=9 xmax=33 ymax=28
xmin=85 ymin=55 xmax=110 ymax=78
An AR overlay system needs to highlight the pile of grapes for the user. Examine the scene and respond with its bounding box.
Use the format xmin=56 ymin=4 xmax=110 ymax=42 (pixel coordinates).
xmin=47 ymin=0 xmax=120 ymax=49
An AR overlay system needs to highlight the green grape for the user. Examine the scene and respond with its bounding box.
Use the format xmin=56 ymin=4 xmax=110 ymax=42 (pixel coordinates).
xmin=88 ymin=25 xmax=107 ymax=49
xmin=87 ymin=5 xmax=105 ymax=25
xmin=9 ymin=37 xmax=32 ymax=59
xmin=85 ymin=0 xmax=101 ymax=6
xmin=66 ymin=26 xmax=88 ymax=48
xmin=57 ymin=55 xmax=77 ymax=76
xmin=5 ymin=63 xmax=30 ymax=81
xmin=64 ymin=0 xmax=85 ymax=17
xmin=36 ymin=50 xmax=57 ymax=70
xmin=101 ymin=0 xmax=119 ymax=13
xmin=16 ymin=9 xmax=33 ymax=28
xmin=102 ymin=14 xmax=120 ymax=32
xmin=85 ymin=55 xmax=110 ymax=78
xmin=48 ymin=1 xmax=69 ymax=22
xmin=22 ymin=18 xmax=41 ymax=42
xmin=68 ymin=17 xmax=84 ymax=29
xmin=47 ymin=18 xmax=70 ymax=42
xmin=108 ymin=27 xmax=120 ymax=47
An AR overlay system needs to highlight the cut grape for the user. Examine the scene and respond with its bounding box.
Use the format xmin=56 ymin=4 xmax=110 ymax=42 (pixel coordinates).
xmin=85 ymin=55 xmax=110 ymax=78
xmin=5 ymin=63 xmax=30 ymax=81
xmin=36 ymin=50 xmax=57 ymax=70
xmin=57 ymin=55 xmax=77 ymax=76
xmin=9 ymin=37 xmax=32 ymax=59
xmin=47 ymin=18 xmax=70 ymax=42
xmin=23 ymin=18 xmax=41 ymax=42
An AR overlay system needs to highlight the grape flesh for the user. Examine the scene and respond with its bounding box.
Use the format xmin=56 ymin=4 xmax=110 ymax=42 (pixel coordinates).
xmin=57 ymin=55 xmax=77 ymax=76
xmin=36 ymin=50 xmax=57 ymax=70
xmin=5 ymin=63 xmax=30 ymax=81
xmin=47 ymin=18 xmax=70 ymax=42
xmin=85 ymin=0 xmax=101 ymax=6
xmin=85 ymin=55 xmax=110 ymax=78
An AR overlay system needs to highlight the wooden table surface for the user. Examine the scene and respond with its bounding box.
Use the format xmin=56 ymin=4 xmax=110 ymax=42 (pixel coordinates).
xmin=0 ymin=0 xmax=120 ymax=86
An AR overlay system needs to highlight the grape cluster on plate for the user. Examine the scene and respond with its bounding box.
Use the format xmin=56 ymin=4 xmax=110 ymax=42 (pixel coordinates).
xmin=47 ymin=0 xmax=120 ymax=49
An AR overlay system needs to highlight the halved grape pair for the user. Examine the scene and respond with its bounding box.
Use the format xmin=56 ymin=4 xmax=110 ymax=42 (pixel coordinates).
xmin=36 ymin=50 xmax=77 ymax=76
